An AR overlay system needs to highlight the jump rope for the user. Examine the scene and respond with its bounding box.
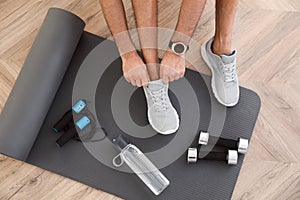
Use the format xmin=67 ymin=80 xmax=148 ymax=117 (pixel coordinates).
xmin=53 ymin=100 xmax=107 ymax=146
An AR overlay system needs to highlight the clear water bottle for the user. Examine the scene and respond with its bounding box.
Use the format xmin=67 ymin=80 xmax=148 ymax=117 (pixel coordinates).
xmin=112 ymin=135 xmax=170 ymax=195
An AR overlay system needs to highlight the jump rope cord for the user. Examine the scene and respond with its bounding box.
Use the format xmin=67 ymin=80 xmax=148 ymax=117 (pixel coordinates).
xmin=73 ymin=99 xmax=107 ymax=143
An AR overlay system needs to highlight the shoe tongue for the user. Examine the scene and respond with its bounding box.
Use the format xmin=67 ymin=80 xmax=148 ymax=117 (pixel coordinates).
xmin=220 ymin=50 xmax=236 ymax=64
xmin=148 ymin=79 xmax=164 ymax=91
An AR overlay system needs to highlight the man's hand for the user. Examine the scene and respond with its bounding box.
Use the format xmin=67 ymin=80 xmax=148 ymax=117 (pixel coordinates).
xmin=160 ymin=51 xmax=185 ymax=83
xmin=122 ymin=51 xmax=150 ymax=87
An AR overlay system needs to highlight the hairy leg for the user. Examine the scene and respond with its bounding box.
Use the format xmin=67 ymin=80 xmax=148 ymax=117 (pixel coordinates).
xmin=132 ymin=0 xmax=159 ymax=81
xmin=213 ymin=0 xmax=238 ymax=55
xmin=100 ymin=0 xmax=135 ymax=54
xmin=100 ymin=0 xmax=150 ymax=87
xmin=160 ymin=0 xmax=207 ymax=83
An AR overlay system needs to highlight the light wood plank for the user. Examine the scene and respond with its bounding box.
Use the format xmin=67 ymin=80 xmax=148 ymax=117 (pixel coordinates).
xmin=0 ymin=0 xmax=299 ymax=199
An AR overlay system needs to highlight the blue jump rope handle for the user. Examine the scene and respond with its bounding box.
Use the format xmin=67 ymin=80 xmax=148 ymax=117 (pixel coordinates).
xmin=75 ymin=116 xmax=91 ymax=130
xmin=72 ymin=100 xmax=86 ymax=113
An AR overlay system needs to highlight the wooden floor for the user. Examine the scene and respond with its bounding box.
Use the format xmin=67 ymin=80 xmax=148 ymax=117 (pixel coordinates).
xmin=0 ymin=0 xmax=299 ymax=199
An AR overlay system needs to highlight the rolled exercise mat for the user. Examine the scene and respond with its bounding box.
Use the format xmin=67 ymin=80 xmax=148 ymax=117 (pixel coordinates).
xmin=0 ymin=8 xmax=85 ymax=160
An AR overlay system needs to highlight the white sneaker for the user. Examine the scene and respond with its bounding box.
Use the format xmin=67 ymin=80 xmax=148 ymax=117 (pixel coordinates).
xmin=201 ymin=37 xmax=240 ymax=106
xmin=143 ymin=79 xmax=179 ymax=135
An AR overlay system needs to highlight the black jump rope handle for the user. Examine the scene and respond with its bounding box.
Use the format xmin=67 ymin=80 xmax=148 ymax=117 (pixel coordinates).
xmin=56 ymin=123 xmax=77 ymax=147
xmin=53 ymin=110 xmax=73 ymax=133
xmin=53 ymin=109 xmax=78 ymax=147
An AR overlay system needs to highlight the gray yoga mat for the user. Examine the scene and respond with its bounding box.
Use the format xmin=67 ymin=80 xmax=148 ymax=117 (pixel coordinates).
xmin=0 ymin=8 xmax=261 ymax=200
xmin=0 ymin=8 xmax=85 ymax=161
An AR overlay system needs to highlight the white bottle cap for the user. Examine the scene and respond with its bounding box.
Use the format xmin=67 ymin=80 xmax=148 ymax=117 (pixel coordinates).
xmin=198 ymin=132 xmax=209 ymax=145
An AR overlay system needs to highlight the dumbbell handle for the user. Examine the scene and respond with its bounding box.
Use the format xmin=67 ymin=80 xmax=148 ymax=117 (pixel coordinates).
xmin=211 ymin=136 xmax=248 ymax=154
xmin=215 ymin=137 xmax=237 ymax=149
xmin=200 ymin=151 xmax=227 ymax=161
xmin=200 ymin=149 xmax=238 ymax=165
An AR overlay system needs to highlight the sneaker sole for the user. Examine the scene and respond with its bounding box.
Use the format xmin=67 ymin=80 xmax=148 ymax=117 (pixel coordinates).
xmin=200 ymin=43 xmax=238 ymax=107
xmin=148 ymin=108 xmax=180 ymax=135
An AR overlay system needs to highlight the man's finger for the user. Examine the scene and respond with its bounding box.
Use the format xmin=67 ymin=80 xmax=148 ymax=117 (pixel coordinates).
xmin=127 ymin=77 xmax=132 ymax=84
xmin=162 ymin=75 xmax=169 ymax=84
xmin=169 ymin=75 xmax=175 ymax=82
xmin=131 ymin=79 xmax=137 ymax=86
xmin=174 ymin=74 xmax=180 ymax=80
xmin=142 ymin=76 xmax=149 ymax=87
xmin=142 ymin=81 xmax=148 ymax=87
xmin=160 ymin=66 xmax=164 ymax=78
xmin=142 ymin=79 xmax=148 ymax=87
xmin=145 ymin=72 xmax=150 ymax=84
xmin=179 ymin=68 xmax=185 ymax=77
xmin=124 ymin=74 xmax=130 ymax=82
xmin=136 ymin=79 xmax=142 ymax=87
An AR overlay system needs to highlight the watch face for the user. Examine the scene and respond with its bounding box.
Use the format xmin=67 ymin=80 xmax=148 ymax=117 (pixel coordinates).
xmin=174 ymin=43 xmax=185 ymax=54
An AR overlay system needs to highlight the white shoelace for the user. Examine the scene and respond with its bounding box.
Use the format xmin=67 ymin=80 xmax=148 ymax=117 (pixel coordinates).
xmin=149 ymin=88 xmax=168 ymax=112
xmin=222 ymin=63 xmax=236 ymax=82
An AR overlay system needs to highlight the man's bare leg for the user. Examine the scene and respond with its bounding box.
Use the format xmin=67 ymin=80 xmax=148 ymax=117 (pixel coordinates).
xmin=132 ymin=0 xmax=159 ymax=81
xmin=200 ymin=0 xmax=239 ymax=106
xmin=99 ymin=0 xmax=150 ymax=87
xmin=160 ymin=0 xmax=207 ymax=83
xmin=213 ymin=0 xmax=238 ymax=55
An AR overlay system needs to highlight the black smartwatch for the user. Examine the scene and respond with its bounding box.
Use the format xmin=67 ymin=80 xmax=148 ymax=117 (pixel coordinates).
xmin=169 ymin=41 xmax=189 ymax=55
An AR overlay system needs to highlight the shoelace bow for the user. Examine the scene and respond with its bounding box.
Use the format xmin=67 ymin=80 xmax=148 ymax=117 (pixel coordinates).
xmin=222 ymin=62 xmax=236 ymax=82
xmin=150 ymin=88 xmax=168 ymax=112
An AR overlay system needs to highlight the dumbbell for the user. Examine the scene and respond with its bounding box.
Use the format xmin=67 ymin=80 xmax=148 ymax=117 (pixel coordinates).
xmin=198 ymin=131 xmax=249 ymax=154
xmin=187 ymin=147 xmax=238 ymax=165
